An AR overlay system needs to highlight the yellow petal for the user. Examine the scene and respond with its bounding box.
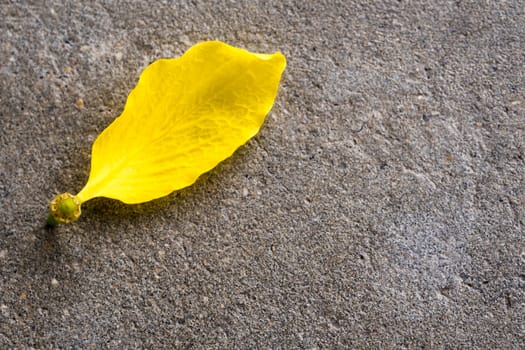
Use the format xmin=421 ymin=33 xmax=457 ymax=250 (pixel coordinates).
xmin=76 ymin=41 xmax=286 ymax=204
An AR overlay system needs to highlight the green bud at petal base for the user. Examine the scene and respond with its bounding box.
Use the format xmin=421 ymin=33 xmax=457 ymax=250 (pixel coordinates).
xmin=48 ymin=193 xmax=81 ymax=225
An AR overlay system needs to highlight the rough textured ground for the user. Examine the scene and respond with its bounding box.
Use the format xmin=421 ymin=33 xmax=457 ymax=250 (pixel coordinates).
xmin=1 ymin=1 xmax=524 ymax=349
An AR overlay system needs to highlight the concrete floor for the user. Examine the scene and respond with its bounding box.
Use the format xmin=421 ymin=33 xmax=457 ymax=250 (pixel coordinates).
xmin=1 ymin=1 xmax=524 ymax=348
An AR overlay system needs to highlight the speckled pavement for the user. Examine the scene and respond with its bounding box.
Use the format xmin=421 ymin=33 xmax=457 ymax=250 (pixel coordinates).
xmin=1 ymin=1 xmax=524 ymax=348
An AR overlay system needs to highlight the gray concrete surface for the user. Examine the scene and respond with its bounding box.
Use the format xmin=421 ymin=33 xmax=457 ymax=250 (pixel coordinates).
xmin=1 ymin=1 xmax=524 ymax=348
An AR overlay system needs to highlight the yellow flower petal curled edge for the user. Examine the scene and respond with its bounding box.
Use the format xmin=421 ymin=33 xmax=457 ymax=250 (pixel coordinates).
xmin=48 ymin=41 xmax=286 ymax=225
